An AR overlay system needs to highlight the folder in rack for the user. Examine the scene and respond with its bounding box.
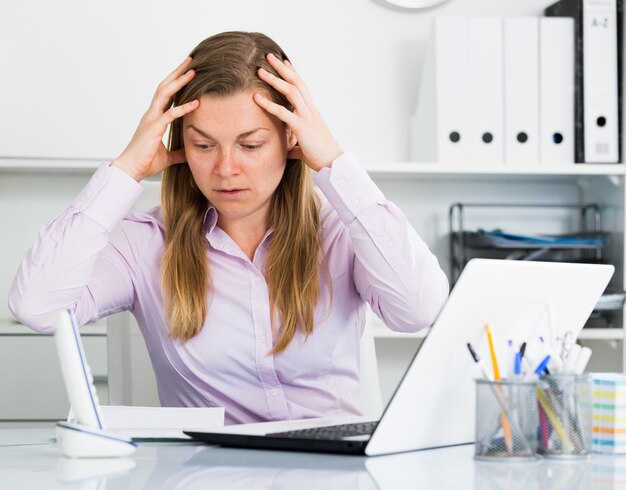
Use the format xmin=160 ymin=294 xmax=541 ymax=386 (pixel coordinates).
xmin=539 ymin=17 xmax=575 ymax=165
xmin=503 ymin=17 xmax=540 ymax=166
xmin=466 ymin=17 xmax=504 ymax=165
xmin=545 ymin=0 xmax=622 ymax=163
xmin=409 ymin=17 xmax=470 ymax=164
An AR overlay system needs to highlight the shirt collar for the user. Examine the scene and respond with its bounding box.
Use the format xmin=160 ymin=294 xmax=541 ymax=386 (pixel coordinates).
xmin=203 ymin=204 xmax=219 ymax=237
xmin=203 ymin=203 xmax=275 ymax=252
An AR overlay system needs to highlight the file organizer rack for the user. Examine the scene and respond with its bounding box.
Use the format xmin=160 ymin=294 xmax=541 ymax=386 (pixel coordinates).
xmin=449 ymin=202 xmax=605 ymax=285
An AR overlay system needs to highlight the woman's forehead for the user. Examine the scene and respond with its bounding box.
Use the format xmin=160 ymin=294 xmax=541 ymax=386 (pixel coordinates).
xmin=183 ymin=91 xmax=282 ymax=139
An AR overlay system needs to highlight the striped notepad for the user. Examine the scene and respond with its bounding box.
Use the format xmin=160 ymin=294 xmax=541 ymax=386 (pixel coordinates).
xmin=591 ymin=373 xmax=626 ymax=454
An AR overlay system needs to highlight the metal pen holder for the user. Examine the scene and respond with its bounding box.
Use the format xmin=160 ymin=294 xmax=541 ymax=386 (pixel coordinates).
xmin=536 ymin=374 xmax=592 ymax=459
xmin=474 ymin=379 xmax=539 ymax=461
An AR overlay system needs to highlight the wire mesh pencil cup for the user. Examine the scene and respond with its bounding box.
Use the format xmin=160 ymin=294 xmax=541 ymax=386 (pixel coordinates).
xmin=537 ymin=374 xmax=592 ymax=459
xmin=474 ymin=379 xmax=539 ymax=461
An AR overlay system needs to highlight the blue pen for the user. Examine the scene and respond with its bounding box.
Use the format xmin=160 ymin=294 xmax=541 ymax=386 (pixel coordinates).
xmin=524 ymin=354 xmax=551 ymax=381
xmin=534 ymin=355 xmax=551 ymax=376
xmin=514 ymin=351 xmax=522 ymax=377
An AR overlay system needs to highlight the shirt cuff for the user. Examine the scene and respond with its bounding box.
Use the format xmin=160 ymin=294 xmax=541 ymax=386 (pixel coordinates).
xmin=70 ymin=162 xmax=144 ymax=233
xmin=313 ymin=151 xmax=385 ymax=225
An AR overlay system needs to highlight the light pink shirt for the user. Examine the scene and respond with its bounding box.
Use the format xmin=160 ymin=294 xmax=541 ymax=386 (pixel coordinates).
xmin=8 ymin=152 xmax=449 ymax=424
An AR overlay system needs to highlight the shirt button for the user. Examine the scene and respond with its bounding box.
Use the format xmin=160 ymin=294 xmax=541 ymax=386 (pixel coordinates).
xmin=270 ymin=389 xmax=278 ymax=397
xmin=338 ymin=179 xmax=346 ymax=187
xmin=254 ymin=277 xmax=262 ymax=284
xmin=77 ymin=194 xmax=87 ymax=205
xmin=378 ymin=236 xmax=387 ymax=244
xmin=259 ymin=335 xmax=267 ymax=343
xmin=351 ymin=196 xmax=359 ymax=205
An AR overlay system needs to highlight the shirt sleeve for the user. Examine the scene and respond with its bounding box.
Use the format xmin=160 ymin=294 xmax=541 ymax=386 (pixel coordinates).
xmin=313 ymin=152 xmax=450 ymax=332
xmin=7 ymin=162 xmax=144 ymax=332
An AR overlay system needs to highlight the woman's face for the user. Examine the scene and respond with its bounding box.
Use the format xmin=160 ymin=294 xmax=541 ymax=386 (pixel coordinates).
xmin=183 ymin=91 xmax=295 ymax=230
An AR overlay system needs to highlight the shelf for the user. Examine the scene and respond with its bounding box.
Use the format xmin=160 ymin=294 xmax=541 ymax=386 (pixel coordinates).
xmin=1 ymin=157 xmax=624 ymax=178
xmin=577 ymin=328 xmax=624 ymax=340
xmin=0 ymin=318 xmax=107 ymax=336
xmin=372 ymin=326 xmax=429 ymax=339
xmin=364 ymin=162 xmax=626 ymax=177
xmin=372 ymin=326 xmax=623 ymax=341
xmin=0 ymin=157 xmax=103 ymax=173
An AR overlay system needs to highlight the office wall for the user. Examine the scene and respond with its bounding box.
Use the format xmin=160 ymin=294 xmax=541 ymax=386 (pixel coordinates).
xmin=1 ymin=0 xmax=556 ymax=164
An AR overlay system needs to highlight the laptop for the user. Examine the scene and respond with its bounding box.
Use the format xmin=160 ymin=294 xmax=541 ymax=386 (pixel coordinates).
xmin=184 ymin=258 xmax=614 ymax=456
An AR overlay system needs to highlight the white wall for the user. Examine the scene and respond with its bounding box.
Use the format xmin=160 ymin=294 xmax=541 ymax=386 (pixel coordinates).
xmin=0 ymin=0 xmax=556 ymax=164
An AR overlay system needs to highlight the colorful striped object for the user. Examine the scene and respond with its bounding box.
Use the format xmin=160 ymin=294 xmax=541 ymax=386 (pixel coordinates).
xmin=591 ymin=373 xmax=626 ymax=454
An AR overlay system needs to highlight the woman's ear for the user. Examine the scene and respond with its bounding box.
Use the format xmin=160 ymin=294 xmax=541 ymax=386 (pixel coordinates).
xmin=286 ymin=128 xmax=298 ymax=150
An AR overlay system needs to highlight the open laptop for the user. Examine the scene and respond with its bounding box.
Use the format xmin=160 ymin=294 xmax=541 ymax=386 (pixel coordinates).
xmin=184 ymin=258 xmax=614 ymax=456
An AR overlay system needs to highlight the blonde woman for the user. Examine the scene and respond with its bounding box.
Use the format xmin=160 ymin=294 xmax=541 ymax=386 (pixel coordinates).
xmin=9 ymin=32 xmax=449 ymax=424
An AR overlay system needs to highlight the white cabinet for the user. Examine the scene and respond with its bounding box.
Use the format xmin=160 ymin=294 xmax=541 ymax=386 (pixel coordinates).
xmin=0 ymin=321 xmax=107 ymax=420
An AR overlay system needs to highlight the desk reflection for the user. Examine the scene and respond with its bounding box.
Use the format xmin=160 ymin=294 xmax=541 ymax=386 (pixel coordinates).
xmin=43 ymin=442 xmax=626 ymax=489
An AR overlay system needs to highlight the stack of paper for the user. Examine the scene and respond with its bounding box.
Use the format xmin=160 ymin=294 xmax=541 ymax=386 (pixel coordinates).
xmin=97 ymin=406 xmax=224 ymax=440
xmin=591 ymin=373 xmax=626 ymax=453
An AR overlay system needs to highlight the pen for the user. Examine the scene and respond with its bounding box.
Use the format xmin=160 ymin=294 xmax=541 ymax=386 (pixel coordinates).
xmin=524 ymin=354 xmax=551 ymax=381
xmin=519 ymin=341 xmax=531 ymax=375
xmin=534 ymin=355 xmax=551 ymax=377
xmin=538 ymin=336 xmax=563 ymax=373
xmin=507 ymin=339 xmax=517 ymax=379
xmin=514 ymin=351 xmax=522 ymax=377
xmin=485 ymin=323 xmax=501 ymax=380
xmin=484 ymin=324 xmax=513 ymax=455
xmin=467 ymin=343 xmax=494 ymax=381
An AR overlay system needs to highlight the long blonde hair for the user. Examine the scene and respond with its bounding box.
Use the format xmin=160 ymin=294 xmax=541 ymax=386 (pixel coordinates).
xmin=161 ymin=32 xmax=324 ymax=354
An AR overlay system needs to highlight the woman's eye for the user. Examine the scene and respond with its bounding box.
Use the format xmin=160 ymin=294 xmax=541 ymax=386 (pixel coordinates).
xmin=194 ymin=144 xmax=214 ymax=150
xmin=242 ymin=144 xmax=261 ymax=151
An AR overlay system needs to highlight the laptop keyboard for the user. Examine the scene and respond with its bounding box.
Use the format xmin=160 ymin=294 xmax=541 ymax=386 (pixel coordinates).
xmin=268 ymin=421 xmax=378 ymax=440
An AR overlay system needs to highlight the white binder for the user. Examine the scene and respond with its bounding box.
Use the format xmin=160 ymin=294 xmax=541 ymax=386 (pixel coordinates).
xmin=466 ymin=17 xmax=504 ymax=165
xmin=583 ymin=0 xmax=619 ymax=163
xmin=503 ymin=17 xmax=540 ymax=166
xmin=409 ymin=17 xmax=470 ymax=163
xmin=539 ymin=17 xmax=575 ymax=164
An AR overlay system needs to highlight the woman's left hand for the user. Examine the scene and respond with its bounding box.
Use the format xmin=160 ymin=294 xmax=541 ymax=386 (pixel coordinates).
xmin=254 ymin=53 xmax=343 ymax=172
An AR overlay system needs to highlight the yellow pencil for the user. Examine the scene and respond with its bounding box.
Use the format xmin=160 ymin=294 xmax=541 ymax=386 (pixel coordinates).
xmin=536 ymin=388 xmax=573 ymax=452
xmin=485 ymin=323 xmax=501 ymax=380
xmin=485 ymin=323 xmax=513 ymax=454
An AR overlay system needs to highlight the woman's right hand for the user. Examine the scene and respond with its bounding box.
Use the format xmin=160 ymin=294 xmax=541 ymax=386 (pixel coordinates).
xmin=111 ymin=57 xmax=200 ymax=182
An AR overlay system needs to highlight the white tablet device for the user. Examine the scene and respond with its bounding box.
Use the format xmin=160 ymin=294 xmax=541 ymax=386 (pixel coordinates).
xmin=54 ymin=308 xmax=136 ymax=457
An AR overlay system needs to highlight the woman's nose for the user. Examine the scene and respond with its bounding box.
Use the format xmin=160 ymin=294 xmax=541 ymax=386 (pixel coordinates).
xmin=214 ymin=148 xmax=240 ymax=176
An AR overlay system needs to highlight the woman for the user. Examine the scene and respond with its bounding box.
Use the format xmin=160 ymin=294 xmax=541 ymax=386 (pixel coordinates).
xmin=9 ymin=32 xmax=448 ymax=425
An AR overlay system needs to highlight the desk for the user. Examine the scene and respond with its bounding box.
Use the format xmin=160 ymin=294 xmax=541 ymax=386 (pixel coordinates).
xmin=2 ymin=425 xmax=625 ymax=489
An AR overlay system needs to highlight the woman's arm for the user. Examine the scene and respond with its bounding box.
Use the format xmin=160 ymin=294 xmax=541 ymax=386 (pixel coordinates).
xmin=314 ymin=152 xmax=449 ymax=332
xmin=8 ymin=164 xmax=144 ymax=332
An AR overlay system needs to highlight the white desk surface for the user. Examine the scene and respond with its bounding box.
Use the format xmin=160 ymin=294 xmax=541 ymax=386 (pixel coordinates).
xmin=2 ymin=425 xmax=626 ymax=489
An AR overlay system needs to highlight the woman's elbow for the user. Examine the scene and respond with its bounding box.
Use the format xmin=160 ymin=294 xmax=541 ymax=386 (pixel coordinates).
xmin=8 ymin=289 xmax=55 ymax=334
xmin=409 ymin=274 xmax=450 ymax=331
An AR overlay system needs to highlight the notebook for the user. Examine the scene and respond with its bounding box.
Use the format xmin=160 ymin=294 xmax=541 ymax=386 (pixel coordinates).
xmin=184 ymin=259 xmax=614 ymax=456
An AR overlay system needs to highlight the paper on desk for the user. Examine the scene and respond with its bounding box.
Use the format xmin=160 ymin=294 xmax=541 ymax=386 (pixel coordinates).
xmin=99 ymin=405 xmax=224 ymax=440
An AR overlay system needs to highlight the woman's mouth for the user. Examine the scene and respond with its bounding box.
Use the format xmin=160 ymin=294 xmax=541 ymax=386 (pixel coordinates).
xmin=215 ymin=188 xmax=247 ymax=200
